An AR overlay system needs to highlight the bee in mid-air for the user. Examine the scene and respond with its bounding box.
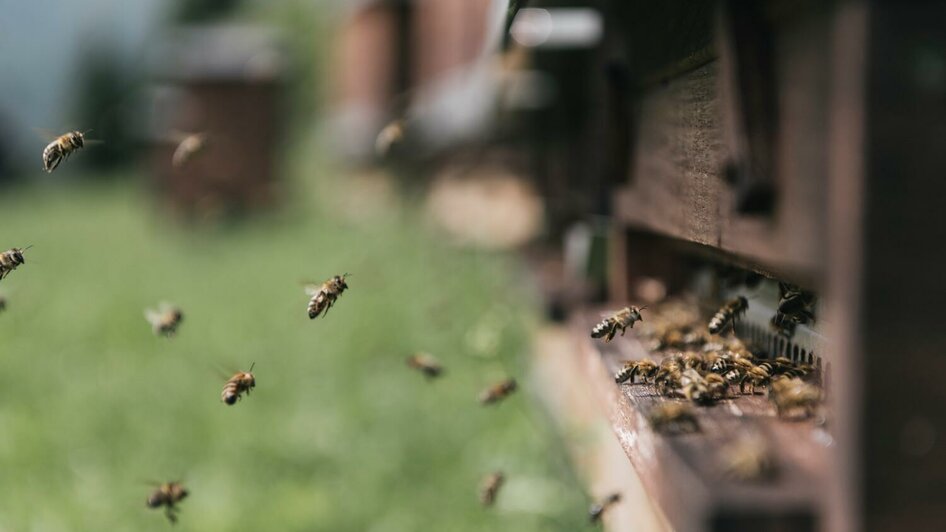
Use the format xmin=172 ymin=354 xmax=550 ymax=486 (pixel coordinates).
xmin=406 ymin=352 xmax=444 ymax=379
xmin=647 ymin=402 xmax=699 ymax=434
xmin=719 ymin=435 xmax=777 ymax=482
xmin=479 ymin=378 xmax=517 ymax=405
xmin=479 ymin=471 xmax=505 ymax=506
xmin=144 ymin=303 xmax=184 ymax=337
xmin=588 ymin=493 xmax=621 ymax=523
xmin=146 ymin=481 xmax=189 ymax=524
xmin=171 ymin=131 xmax=208 ymax=169
xmin=708 ymin=297 xmax=748 ymax=334
xmin=0 ymin=246 xmax=30 ymax=282
xmin=591 ymin=306 xmax=646 ymax=342
xmin=0 ymin=295 xmax=6 ymax=312
xmin=304 ymin=274 xmax=350 ymax=319
xmin=42 ymin=130 xmax=91 ymax=172
xmin=614 ymin=359 xmax=658 ymax=384
xmin=375 ymin=118 xmax=405 ymax=157
xmin=221 ymin=363 xmax=256 ymax=405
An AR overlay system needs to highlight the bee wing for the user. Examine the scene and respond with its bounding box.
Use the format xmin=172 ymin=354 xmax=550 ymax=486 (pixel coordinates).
xmin=33 ymin=127 xmax=59 ymax=141
xmin=302 ymin=283 xmax=322 ymax=296
xmin=144 ymin=309 xmax=160 ymax=323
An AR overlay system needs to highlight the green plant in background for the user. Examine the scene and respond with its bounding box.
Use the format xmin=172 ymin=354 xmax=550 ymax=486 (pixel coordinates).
xmin=172 ymin=0 xmax=244 ymax=23
xmin=0 ymin=138 xmax=592 ymax=530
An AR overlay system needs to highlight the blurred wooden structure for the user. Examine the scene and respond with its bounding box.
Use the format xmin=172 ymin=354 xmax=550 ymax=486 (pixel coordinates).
xmin=331 ymin=0 xmax=500 ymax=161
xmin=331 ymin=0 xmax=946 ymax=528
xmin=150 ymin=26 xmax=284 ymax=217
xmin=516 ymin=1 xmax=946 ymax=531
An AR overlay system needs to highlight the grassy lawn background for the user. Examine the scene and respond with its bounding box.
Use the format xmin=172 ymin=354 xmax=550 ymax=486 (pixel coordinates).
xmin=0 ymin=147 xmax=590 ymax=530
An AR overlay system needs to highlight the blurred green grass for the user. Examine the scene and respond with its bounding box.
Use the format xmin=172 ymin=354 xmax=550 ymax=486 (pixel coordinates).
xmin=0 ymin=161 xmax=590 ymax=531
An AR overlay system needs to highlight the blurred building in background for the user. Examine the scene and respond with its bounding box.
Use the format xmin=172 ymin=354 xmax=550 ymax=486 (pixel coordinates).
xmin=331 ymin=0 xmax=509 ymax=162
xmin=148 ymin=25 xmax=285 ymax=218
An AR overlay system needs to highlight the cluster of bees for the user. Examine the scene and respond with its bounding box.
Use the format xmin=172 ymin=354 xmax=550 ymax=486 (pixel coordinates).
xmin=589 ymin=289 xmax=824 ymax=482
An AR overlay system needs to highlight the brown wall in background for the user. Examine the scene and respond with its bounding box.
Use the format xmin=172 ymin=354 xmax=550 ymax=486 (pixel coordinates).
xmin=410 ymin=0 xmax=491 ymax=84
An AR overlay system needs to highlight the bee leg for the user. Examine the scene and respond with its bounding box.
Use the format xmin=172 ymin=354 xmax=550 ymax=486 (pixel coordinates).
xmin=606 ymin=323 xmax=618 ymax=342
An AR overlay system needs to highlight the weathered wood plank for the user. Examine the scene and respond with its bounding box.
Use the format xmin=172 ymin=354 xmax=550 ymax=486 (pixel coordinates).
xmin=573 ymin=308 xmax=827 ymax=531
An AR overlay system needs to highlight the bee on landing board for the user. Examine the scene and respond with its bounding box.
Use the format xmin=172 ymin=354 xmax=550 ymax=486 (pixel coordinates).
xmin=479 ymin=471 xmax=505 ymax=507
xmin=304 ymin=274 xmax=350 ymax=319
xmin=589 ymin=493 xmax=622 ymax=523
xmin=614 ymin=359 xmax=658 ymax=384
xmin=171 ymin=131 xmax=208 ymax=169
xmin=591 ymin=306 xmax=646 ymax=342
xmin=146 ymin=481 xmax=188 ymax=524
xmin=479 ymin=378 xmax=517 ymax=405
xmin=406 ymin=352 xmax=444 ymax=379
xmin=0 ymin=246 xmax=30 ymax=282
xmin=42 ymin=130 xmax=92 ymax=172
xmin=221 ymin=363 xmax=256 ymax=405
xmin=768 ymin=376 xmax=822 ymax=419
xmin=719 ymin=435 xmax=777 ymax=482
xmin=707 ymin=297 xmax=748 ymax=335
xmin=647 ymin=402 xmax=699 ymax=434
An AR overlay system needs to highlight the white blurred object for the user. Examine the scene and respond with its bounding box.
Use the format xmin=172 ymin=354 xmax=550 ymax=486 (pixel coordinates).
xmin=510 ymin=8 xmax=603 ymax=49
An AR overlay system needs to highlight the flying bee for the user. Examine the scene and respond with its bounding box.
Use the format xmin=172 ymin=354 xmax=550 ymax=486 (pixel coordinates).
xmin=479 ymin=378 xmax=517 ymax=405
xmin=0 ymin=295 xmax=6 ymax=312
xmin=304 ymin=274 xmax=350 ymax=319
xmin=708 ymin=297 xmax=748 ymax=335
xmin=479 ymin=471 xmax=505 ymax=507
xmin=221 ymin=363 xmax=256 ymax=405
xmin=591 ymin=306 xmax=646 ymax=342
xmin=719 ymin=435 xmax=777 ymax=482
xmin=768 ymin=376 xmax=822 ymax=419
xmin=589 ymin=492 xmax=622 ymax=523
xmin=144 ymin=303 xmax=184 ymax=337
xmin=146 ymin=481 xmax=189 ymax=524
xmin=647 ymin=402 xmax=699 ymax=434
xmin=375 ymin=118 xmax=406 ymax=157
xmin=406 ymin=352 xmax=444 ymax=379
xmin=0 ymin=246 xmax=30 ymax=282
xmin=171 ymin=131 xmax=208 ymax=169
xmin=42 ymin=130 xmax=92 ymax=172
xmin=614 ymin=359 xmax=658 ymax=384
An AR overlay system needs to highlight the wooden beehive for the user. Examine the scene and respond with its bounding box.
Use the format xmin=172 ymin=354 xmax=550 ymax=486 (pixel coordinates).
xmin=149 ymin=26 xmax=284 ymax=218
xmin=519 ymin=1 xmax=946 ymax=530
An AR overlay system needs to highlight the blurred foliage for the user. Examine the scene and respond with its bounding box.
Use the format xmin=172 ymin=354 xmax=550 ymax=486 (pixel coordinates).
xmin=72 ymin=41 xmax=137 ymax=172
xmin=172 ymin=0 xmax=244 ymax=23
xmin=235 ymin=0 xmax=334 ymax=126
xmin=0 ymin=134 xmax=592 ymax=530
